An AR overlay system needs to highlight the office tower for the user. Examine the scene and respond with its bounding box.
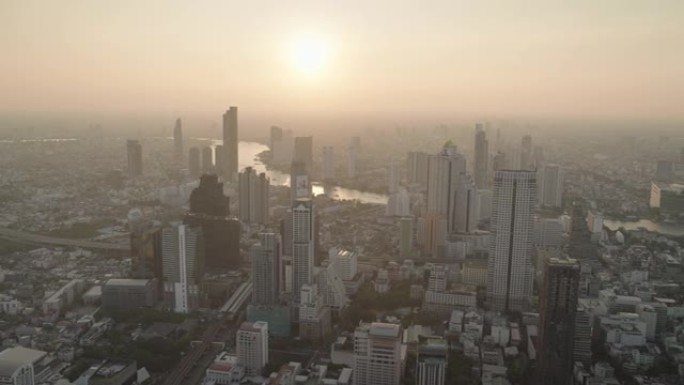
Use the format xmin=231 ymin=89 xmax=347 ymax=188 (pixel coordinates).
xmin=292 ymin=199 xmax=314 ymax=300
xmin=174 ymin=118 xmax=183 ymax=162
xmin=417 ymin=337 xmax=448 ymax=385
xmin=293 ymin=136 xmax=314 ymax=173
xmin=290 ymin=160 xmax=312 ymax=202
xmin=492 ymin=151 xmax=506 ymax=172
xmin=353 ymin=322 xmax=403 ymax=385
xmin=236 ymin=321 xmax=269 ymax=377
xmin=477 ymin=189 xmax=493 ymax=221
xmin=130 ymin=220 xmax=163 ymax=286
xmin=453 ymin=176 xmax=479 ymax=233
xmin=487 ymin=170 xmax=537 ymax=312
xmin=417 ymin=213 xmax=447 ymax=258
xmin=0 ymin=346 xmax=48 ymax=385
xmin=399 ymin=217 xmax=414 ymax=259
xmin=539 ymin=164 xmax=564 ymax=208
xmin=348 ymin=137 xmax=360 ymax=178
xmin=201 ymin=146 xmax=213 ymax=173
xmin=299 ymin=284 xmax=331 ymax=342
xmin=426 ymin=142 xmax=466 ymax=231
xmin=184 ymin=174 xmax=240 ymax=269
xmin=126 ymin=139 xmax=143 ymax=177
xmin=533 ymin=145 xmax=544 ymax=168
xmin=534 ymin=257 xmax=580 ymax=385
xmin=331 ymin=248 xmax=358 ymax=281
xmin=271 ymin=126 xmax=294 ymax=164
xmin=574 ymin=305 xmax=592 ymax=366
xmin=520 ymin=135 xmax=533 ymax=170
xmin=238 ymin=167 xmax=270 ymax=224
xmin=214 ymin=145 xmax=224 ymax=175
xmin=321 ymin=146 xmax=335 ymax=181
xmin=188 ymin=147 xmax=201 ymax=177
xmin=270 ymin=125 xmax=283 ymax=154
xmin=407 ymin=151 xmax=429 ymax=189
xmin=568 ymin=202 xmax=596 ymax=261
xmin=162 ymin=224 xmax=204 ymax=313
xmin=222 ymin=107 xmax=238 ymax=181
xmin=386 ymin=188 xmax=410 ymax=217
xmin=474 ymin=123 xmax=489 ymax=188
xmin=251 ymin=233 xmax=281 ymax=306
xmin=428 ymin=265 xmax=447 ymax=291
xmin=388 ymin=158 xmax=400 ymax=193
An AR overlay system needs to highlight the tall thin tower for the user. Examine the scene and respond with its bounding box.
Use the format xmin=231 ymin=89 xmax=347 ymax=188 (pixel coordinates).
xmin=292 ymin=199 xmax=314 ymax=300
xmin=251 ymin=233 xmax=281 ymax=306
xmin=474 ymin=123 xmax=489 ymax=188
xmin=222 ymin=107 xmax=238 ymax=181
xmin=487 ymin=170 xmax=536 ymax=312
xmin=174 ymin=118 xmax=183 ymax=162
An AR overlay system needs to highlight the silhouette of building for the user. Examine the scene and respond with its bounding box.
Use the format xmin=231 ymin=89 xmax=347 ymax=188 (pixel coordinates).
xmin=294 ymin=136 xmax=314 ymax=174
xmin=539 ymin=164 xmax=564 ymax=208
xmin=407 ymin=151 xmax=429 ymax=189
xmin=126 ymin=139 xmax=143 ymax=177
xmin=474 ymin=123 xmax=489 ymax=188
xmin=201 ymin=146 xmax=213 ymax=173
xmin=251 ymin=233 xmax=281 ymax=306
xmin=238 ymin=167 xmax=270 ymax=224
xmin=348 ymin=137 xmax=360 ymax=178
xmin=184 ymin=174 xmax=240 ymax=269
xmin=174 ymin=118 xmax=183 ymax=162
xmin=534 ymin=257 xmax=579 ymax=385
xmin=188 ymin=147 xmax=200 ymax=177
xmin=487 ymin=170 xmax=536 ymax=312
xmin=322 ymin=146 xmax=335 ymax=182
xmin=222 ymin=107 xmax=238 ymax=181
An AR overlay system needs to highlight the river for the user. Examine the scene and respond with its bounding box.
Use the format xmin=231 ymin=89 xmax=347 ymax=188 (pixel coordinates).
xmin=198 ymin=139 xmax=388 ymax=205
xmin=603 ymin=219 xmax=684 ymax=237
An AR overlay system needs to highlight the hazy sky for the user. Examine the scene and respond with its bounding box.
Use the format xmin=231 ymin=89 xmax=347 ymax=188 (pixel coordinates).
xmin=1 ymin=1 xmax=683 ymax=124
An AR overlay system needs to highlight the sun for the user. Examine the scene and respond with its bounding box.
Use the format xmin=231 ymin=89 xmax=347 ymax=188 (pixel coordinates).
xmin=291 ymin=36 xmax=328 ymax=76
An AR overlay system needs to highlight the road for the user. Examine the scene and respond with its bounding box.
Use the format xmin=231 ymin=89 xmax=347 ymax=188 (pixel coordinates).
xmin=162 ymin=322 xmax=223 ymax=385
xmin=0 ymin=227 xmax=129 ymax=251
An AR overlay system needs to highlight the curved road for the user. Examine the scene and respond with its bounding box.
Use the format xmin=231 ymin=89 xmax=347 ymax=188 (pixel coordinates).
xmin=0 ymin=227 xmax=130 ymax=251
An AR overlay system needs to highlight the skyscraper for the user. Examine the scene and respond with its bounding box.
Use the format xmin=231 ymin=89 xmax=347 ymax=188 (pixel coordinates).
xmin=487 ymin=170 xmax=537 ymax=312
xmin=321 ymin=146 xmax=335 ymax=182
xmin=222 ymin=107 xmax=238 ymax=181
xmin=238 ymin=167 xmax=270 ymax=224
xmin=292 ymin=199 xmax=314 ymax=301
xmin=162 ymin=224 xmax=204 ymax=313
xmin=270 ymin=126 xmax=283 ymax=154
xmin=184 ymin=174 xmax=240 ymax=269
xmin=539 ymin=164 xmax=564 ymax=208
xmin=453 ymin=175 xmax=479 ymax=233
xmin=126 ymin=139 xmax=143 ymax=177
xmin=174 ymin=118 xmax=183 ymax=162
xmin=492 ymin=151 xmax=507 ymax=172
xmin=251 ymin=233 xmax=281 ymax=306
xmin=290 ymin=160 xmax=312 ymax=202
xmin=201 ymin=146 xmax=213 ymax=173
xmin=534 ymin=257 xmax=580 ymax=385
xmin=474 ymin=123 xmax=489 ymax=188
xmin=236 ymin=321 xmax=269 ymax=377
xmin=426 ymin=142 xmax=466 ymax=232
xmin=353 ymin=322 xmax=403 ymax=385
xmin=188 ymin=147 xmax=200 ymax=177
xmin=293 ymin=136 xmax=314 ymax=173
xmin=399 ymin=217 xmax=414 ymax=259
xmin=407 ymin=151 xmax=429 ymax=189
xmin=417 ymin=337 xmax=448 ymax=385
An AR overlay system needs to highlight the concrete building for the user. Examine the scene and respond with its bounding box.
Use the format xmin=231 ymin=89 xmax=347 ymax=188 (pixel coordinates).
xmin=399 ymin=217 xmax=414 ymax=259
xmin=574 ymin=305 xmax=592 ymax=366
xmin=201 ymin=146 xmax=213 ymax=173
xmin=474 ymin=123 xmax=489 ymax=188
xmin=102 ymin=279 xmax=157 ymax=312
xmin=649 ymin=182 xmax=684 ymax=215
xmin=538 ymin=164 xmax=563 ymax=208
xmin=188 ymin=147 xmax=200 ymax=177
xmin=294 ymin=136 xmax=314 ymax=174
xmin=487 ymin=170 xmax=537 ymax=312
xmin=298 ymin=285 xmax=331 ymax=343
xmin=251 ymin=233 xmax=281 ymax=306
xmin=386 ymin=188 xmax=411 ymax=217
xmin=417 ymin=337 xmax=448 ymax=385
xmin=353 ymin=322 xmax=404 ymax=385
xmin=174 ymin=118 xmax=183 ymax=163
xmin=453 ymin=176 xmax=479 ymax=233
xmin=330 ymin=248 xmax=358 ymax=281
xmin=222 ymin=107 xmax=239 ymax=181
xmin=388 ymin=158 xmax=400 ymax=193
xmin=0 ymin=347 xmax=47 ymax=385
xmin=236 ymin=321 xmax=269 ymax=377
xmin=426 ymin=141 xmax=467 ymax=233
xmin=126 ymin=139 xmax=143 ymax=177
xmin=290 ymin=161 xmax=312 ymax=202
xmin=238 ymin=167 xmax=270 ymax=225
xmin=292 ymin=199 xmax=315 ymax=301
xmin=406 ymin=151 xmax=429 ymax=189
xmin=162 ymin=224 xmax=204 ymax=313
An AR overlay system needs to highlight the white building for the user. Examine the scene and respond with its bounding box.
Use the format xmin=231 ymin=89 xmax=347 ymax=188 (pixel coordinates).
xmin=251 ymin=233 xmax=281 ymax=306
xmin=162 ymin=224 xmax=203 ymax=313
xmin=205 ymin=352 xmax=245 ymax=384
xmin=417 ymin=337 xmax=448 ymax=385
xmin=538 ymin=164 xmax=563 ymax=208
xmin=292 ymin=199 xmax=314 ymax=301
xmin=238 ymin=167 xmax=270 ymax=225
xmin=236 ymin=321 xmax=269 ymax=377
xmin=353 ymin=323 xmax=405 ymax=385
xmin=330 ymin=248 xmax=358 ymax=281
xmin=487 ymin=170 xmax=536 ymax=312
xmin=0 ymin=347 xmax=47 ymax=385
xmin=386 ymin=188 xmax=411 ymax=217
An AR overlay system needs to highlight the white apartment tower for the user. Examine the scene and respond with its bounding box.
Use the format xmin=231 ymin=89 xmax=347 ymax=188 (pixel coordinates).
xmin=239 ymin=167 xmax=270 ymax=224
xmin=236 ymin=321 xmax=269 ymax=377
xmin=353 ymin=322 xmax=404 ymax=385
xmin=487 ymin=170 xmax=537 ymax=312
xmin=162 ymin=224 xmax=203 ymax=313
xmin=292 ymin=199 xmax=315 ymax=300
xmin=251 ymin=233 xmax=281 ymax=306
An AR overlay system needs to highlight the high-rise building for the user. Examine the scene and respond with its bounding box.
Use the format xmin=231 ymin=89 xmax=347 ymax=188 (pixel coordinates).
xmin=174 ymin=118 xmax=183 ymax=162
xmin=322 ymin=146 xmax=335 ymax=182
xmin=487 ymin=170 xmax=537 ymax=312
xmin=330 ymin=248 xmax=358 ymax=281
xmin=251 ymin=233 xmax=281 ymax=306
xmin=353 ymin=322 xmax=403 ymax=385
xmin=222 ymin=107 xmax=238 ymax=181
xmin=201 ymin=146 xmax=213 ymax=173
xmin=474 ymin=123 xmax=489 ymax=188
xmin=184 ymin=175 xmax=240 ymax=269
xmin=292 ymin=199 xmax=315 ymax=301
xmin=573 ymin=305 xmax=592 ymax=366
xmin=520 ymin=135 xmax=533 ymax=170
xmin=407 ymin=151 xmax=429 ymax=189
xmin=214 ymin=145 xmax=224 ymax=175
xmin=426 ymin=142 xmax=467 ymax=233
xmin=188 ymin=147 xmax=201 ymax=177
xmin=130 ymin=225 xmax=163 ymax=284
xmin=236 ymin=321 xmax=269 ymax=377
xmin=0 ymin=346 xmax=48 ymax=385
xmin=386 ymin=188 xmax=411 ymax=217
xmin=399 ymin=217 xmax=414 ymax=259
xmin=453 ymin=176 xmax=479 ymax=233
xmin=298 ymin=284 xmax=331 ymax=342
xmin=492 ymin=151 xmax=506 ymax=172
xmin=417 ymin=337 xmax=448 ymax=385
xmin=388 ymin=158 xmax=400 ymax=193
xmin=126 ymin=139 xmax=143 ymax=177
xmin=539 ymin=164 xmax=564 ymax=208
xmin=290 ymin=160 xmax=312 ymax=202
xmin=271 ymin=126 xmax=293 ymax=164
xmin=294 ymin=136 xmax=314 ymax=174
xmin=162 ymin=224 xmax=204 ymax=313
xmin=238 ymin=167 xmax=270 ymax=224
xmin=270 ymin=126 xmax=283 ymax=154
xmin=534 ymin=257 xmax=580 ymax=385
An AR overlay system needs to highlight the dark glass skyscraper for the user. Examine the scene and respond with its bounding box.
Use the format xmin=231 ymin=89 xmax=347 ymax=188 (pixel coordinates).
xmin=222 ymin=107 xmax=238 ymax=181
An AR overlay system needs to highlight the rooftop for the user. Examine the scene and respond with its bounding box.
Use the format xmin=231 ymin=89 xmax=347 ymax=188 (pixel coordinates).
xmin=0 ymin=347 xmax=47 ymax=377
xmin=368 ymin=322 xmax=400 ymax=338
xmin=105 ymin=278 xmax=152 ymax=287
